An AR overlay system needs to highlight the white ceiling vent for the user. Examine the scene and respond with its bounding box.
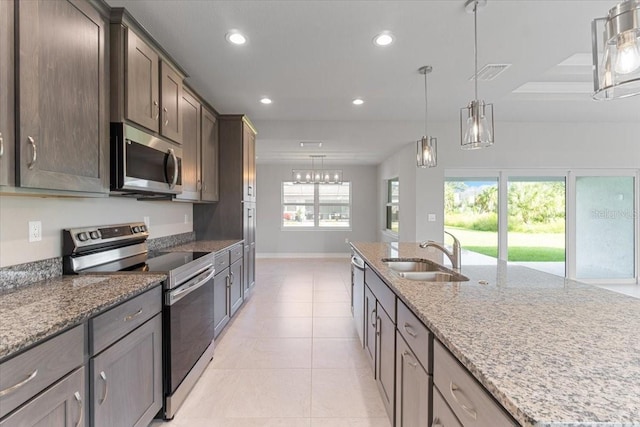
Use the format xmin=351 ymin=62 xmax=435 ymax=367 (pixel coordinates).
xmin=469 ymin=64 xmax=511 ymax=81
xmin=299 ymin=141 xmax=322 ymax=148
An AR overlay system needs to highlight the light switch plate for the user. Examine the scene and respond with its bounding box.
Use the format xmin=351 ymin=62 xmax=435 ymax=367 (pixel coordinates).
xmin=428 ymin=214 xmax=436 ymax=222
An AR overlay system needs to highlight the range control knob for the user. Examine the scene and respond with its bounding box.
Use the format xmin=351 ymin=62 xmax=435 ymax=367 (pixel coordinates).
xmin=77 ymin=232 xmax=89 ymax=242
xmin=132 ymin=226 xmax=140 ymax=233
xmin=89 ymin=231 xmax=100 ymax=240
xmin=140 ymin=225 xmax=147 ymax=232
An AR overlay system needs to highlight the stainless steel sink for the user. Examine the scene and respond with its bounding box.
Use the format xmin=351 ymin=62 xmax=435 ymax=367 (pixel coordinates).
xmin=382 ymin=258 xmax=469 ymax=282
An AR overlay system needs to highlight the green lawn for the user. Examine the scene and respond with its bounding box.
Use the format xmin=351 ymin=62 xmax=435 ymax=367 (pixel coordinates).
xmin=445 ymin=226 xmax=565 ymax=262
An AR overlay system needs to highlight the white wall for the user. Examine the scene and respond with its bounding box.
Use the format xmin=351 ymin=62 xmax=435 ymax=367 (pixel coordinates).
xmin=256 ymin=164 xmax=377 ymax=256
xmin=0 ymin=195 xmax=192 ymax=267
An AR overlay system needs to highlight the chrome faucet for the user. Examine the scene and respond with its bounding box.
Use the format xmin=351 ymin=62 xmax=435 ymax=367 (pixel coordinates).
xmin=419 ymin=231 xmax=461 ymax=270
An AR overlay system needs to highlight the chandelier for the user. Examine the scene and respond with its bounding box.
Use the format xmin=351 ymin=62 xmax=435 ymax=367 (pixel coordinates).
xmin=292 ymin=155 xmax=343 ymax=184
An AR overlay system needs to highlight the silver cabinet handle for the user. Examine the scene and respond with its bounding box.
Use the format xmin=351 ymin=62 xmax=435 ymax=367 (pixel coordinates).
xmin=99 ymin=371 xmax=108 ymax=405
xmin=229 ymin=271 xmax=234 ymax=285
xmin=226 ymin=275 xmax=230 ymax=289
xmin=403 ymin=322 xmax=418 ymax=338
xmin=153 ymin=100 xmax=159 ymax=119
xmin=74 ymin=391 xmax=83 ymax=427
xmin=402 ymin=351 xmax=418 ymax=368
xmin=197 ymin=179 xmax=202 ymax=191
xmin=376 ymin=316 xmax=381 ymax=337
xmin=27 ymin=136 xmax=37 ymax=169
xmin=163 ymin=107 xmax=169 ymax=126
xmin=449 ymin=382 xmax=477 ymax=420
xmin=0 ymin=369 xmax=38 ymax=397
xmin=370 ymin=308 xmax=377 ymax=328
xmin=167 ymin=148 xmax=178 ymax=188
xmin=0 ymin=132 xmax=3 ymax=157
xmin=124 ymin=308 xmax=142 ymax=322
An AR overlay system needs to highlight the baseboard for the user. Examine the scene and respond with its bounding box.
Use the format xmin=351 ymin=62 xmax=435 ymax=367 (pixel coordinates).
xmin=256 ymin=252 xmax=350 ymax=259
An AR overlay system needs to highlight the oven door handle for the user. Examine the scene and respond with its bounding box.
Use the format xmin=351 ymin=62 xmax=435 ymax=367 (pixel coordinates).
xmin=166 ymin=268 xmax=215 ymax=306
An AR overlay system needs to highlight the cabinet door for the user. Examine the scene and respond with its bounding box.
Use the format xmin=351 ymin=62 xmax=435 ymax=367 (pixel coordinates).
xmin=0 ymin=367 xmax=85 ymax=427
xmin=376 ymin=302 xmax=395 ymax=422
xmin=352 ymin=264 xmax=365 ymax=347
xmin=160 ymin=61 xmax=183 ymax=143
xmin=242 ymin=124 xmax=256 ymax=201
xmin=0 ymin=0 xmax=14 ymax=187
xmin=229 ymin=259 xmax=244 ymax=317
xmin=396 ymin=332 xmax=430 ymax=427
xmin=17 ymin=0 xmax=108 ymax=193
xmin=201 ymin=107 xmax=219 ymax=201
xmin=213 ymin=269 xmax=230 ymax=338
xmin=91 ymin=315 xmax=162 ymax=427
xmin=125 ymin=29 xmax=159 ymax=133
xmin=176 ymin=90 xmax=201 ymax=201
xmin=363 ymin=286 xmax=376 ymax=373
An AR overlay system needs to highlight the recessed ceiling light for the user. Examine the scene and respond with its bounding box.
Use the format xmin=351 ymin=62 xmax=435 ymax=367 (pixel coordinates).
xmin=226 ymin=31 xmax=247 ymax=45
xmin=373 ymin=32 xmax=394 ymax=46
xmin=352 ymin=98 xmax=364 ymax=105
xmin=260 ymin=97 xmax=272 ymax=105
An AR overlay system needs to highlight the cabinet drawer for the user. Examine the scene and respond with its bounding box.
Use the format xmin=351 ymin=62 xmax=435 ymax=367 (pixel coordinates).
xmin=0 ymin=325 xmax=84 ymax=419
xmin=90 ymin=286 xmax=161 ymax=355
xmin=230 ymin=244 xmax=243 ymax=264
xmin=433 ymin=387 xmax=463 ymax=427
xmin=397 ymin=300 xmax=431 ymax=373
xmin=364 ymin=265 xmax=396 ymax=322
xmin=434 ymin=340 xmax=516 ymax=427
xmin=215 ymin=251 xmax=230 ymax=272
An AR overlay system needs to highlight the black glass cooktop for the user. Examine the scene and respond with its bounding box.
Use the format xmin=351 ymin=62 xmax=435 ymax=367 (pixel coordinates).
xmin=82 ymin=251 xmax=211 ymax=274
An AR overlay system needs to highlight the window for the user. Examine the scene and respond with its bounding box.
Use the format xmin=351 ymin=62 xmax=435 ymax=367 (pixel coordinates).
xmin=282 ymin=182 xmax=351 ymax=228
xmin=386 ymin=178 xmax=399 ymax=233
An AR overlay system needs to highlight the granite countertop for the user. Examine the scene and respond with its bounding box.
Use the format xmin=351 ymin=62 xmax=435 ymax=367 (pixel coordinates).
xmin=164 ymin=239 xmax=243 ymax=253
xmin=351 ymin=242 xmax=640 ymax=427
xmin=0 ymin=273 xmax=166 ymax=360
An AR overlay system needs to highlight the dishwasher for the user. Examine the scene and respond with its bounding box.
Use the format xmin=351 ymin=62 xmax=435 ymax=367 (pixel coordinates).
xmin=351 ymin=252 xmax=365 ymax=347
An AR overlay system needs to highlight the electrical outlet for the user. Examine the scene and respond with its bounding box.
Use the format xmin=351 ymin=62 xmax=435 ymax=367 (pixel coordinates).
xmin=344 ymin=238 xmax=349 ymax=243
xmin=29 ymin=221 xmax=42 ymax=242
xmin=428 ymin=213 xmax=436 ymax=222
xmin=143 ymin=216 xmax=150 ymax=228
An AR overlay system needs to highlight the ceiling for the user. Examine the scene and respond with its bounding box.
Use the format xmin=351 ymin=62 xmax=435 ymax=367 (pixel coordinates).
xmin=105 ymin=0 xmax=638 ymax=164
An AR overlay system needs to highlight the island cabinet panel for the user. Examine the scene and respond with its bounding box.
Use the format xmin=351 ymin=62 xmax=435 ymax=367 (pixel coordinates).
xmin=363 ymin=285 xmax=376 ymax=372
xmin=432 ymin=387 xmax=463 ymax=427
xmin=0 ymin=0 xmax=14 ymax=187
xmin=375 ymin=301 xmax=395 ymax=422
xmin=17 ymin=0 xmax=108 ymax=193
xmin=0 ymin=367 xmax=85 ymax=427
xmin=397 ymin=299 xmax=431 ymax=373
xmin=396 ymin=332 xmax=430 ymax=427
xmin=434 ymin=340 xmax=517 ymax=427
xmin=125 ymin=29 xmax=159 ymax=133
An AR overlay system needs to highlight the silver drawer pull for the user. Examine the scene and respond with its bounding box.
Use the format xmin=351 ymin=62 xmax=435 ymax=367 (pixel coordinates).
xmin=0 ymin=132 xmax=4 ymax=157
xmin=0 ymin=369 xmax=38 ymax=397
xmin=74 ymin=391 xmax=83 ymax=427
xmin=99 ymin=371 xmax=108 ymax=404
xmin=163 ymin=107 xmax=169 ymax=126
xmin=449 ymin=382 xmax=477 ymax=420
xmin=402 ymin=351 xmax=418 ymax=368
xmin=124 ymin=308 xmax=143 ymax=322
xmin=27 ymin=136 xmax=37 ymax=169
xmin=230 ymin=271 xmax=234 ymax=284
xmin=370 ymin=308 xmax=377 ymax=328
xmin=403 ymin=322 xmax=418 ymax=338
xmin=153 ymin=100 xmax=159 ymax=119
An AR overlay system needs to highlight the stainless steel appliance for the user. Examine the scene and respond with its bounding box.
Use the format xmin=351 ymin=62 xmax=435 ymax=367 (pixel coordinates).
xmin=110 ymin=123 xmax=183 ymax=196
xmin=63 ymin=222 xmax=215 ymax=420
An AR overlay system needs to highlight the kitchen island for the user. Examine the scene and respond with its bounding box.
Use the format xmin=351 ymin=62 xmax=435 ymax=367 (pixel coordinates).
xmin=352 ymin=241 xmax=640 ymax=427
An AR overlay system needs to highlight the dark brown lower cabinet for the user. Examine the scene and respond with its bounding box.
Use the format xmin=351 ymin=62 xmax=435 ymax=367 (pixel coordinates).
xmin=229 ymin=258 xmax=244 ymax=317
xmin=396 ymin=332 xmax=430 ymax=427
xmin=213 ymin=267 xmax=231 ymax=338
xmin=375 ymin=302 xmax=395 ymax=421
xmin=364 ymin=285 xmax=376 ymax=372
xmin=90 ymin=315 xmax=162 ymax=427
xmin=0 ymin=368 xmax=85 ymax=427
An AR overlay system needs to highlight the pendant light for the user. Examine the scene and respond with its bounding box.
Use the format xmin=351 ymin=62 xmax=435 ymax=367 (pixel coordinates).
xmin=417 ymin=66 xmax=437 ymax=168
xmin=460 ymin=0 xmax=494 ymax=150
xmin=292 ymin=155 xmax=343 ymax=184
xmin=592 ymin=0 xmax=640 ymax=99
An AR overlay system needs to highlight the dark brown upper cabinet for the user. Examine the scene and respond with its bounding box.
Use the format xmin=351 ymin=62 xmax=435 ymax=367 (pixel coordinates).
xmin=0 ymin=0 xmax=14 ymax=187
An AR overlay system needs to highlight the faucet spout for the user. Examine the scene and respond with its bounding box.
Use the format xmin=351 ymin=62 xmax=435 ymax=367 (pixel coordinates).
xmin=419 ymin=231 xmax=461 ymax=270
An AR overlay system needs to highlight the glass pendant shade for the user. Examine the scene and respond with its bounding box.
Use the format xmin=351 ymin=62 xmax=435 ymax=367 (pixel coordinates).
xmin=461 ymin=100 xmax=494 ymax=149
xmin=417 ymin=136 xmax=437 ymax=168
xmin=592 ymin=0 xmax=640 ymax=99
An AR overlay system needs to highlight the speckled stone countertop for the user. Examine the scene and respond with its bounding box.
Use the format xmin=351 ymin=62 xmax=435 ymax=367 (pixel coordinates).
xmin=0 ymin=273 xmax=166 ymax=361
xmin=351 ymin=242 xmax=640 ymax=427
xmin=164 ymin=239 xmax=243 ymax=253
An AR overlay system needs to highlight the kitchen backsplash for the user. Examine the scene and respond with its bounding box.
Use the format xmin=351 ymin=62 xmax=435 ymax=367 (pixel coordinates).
xmin=0 ymin=232 xmax=196 ymax=292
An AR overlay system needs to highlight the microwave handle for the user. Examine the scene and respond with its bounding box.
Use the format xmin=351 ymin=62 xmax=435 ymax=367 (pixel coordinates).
xmin=167 ymin=148 xmax=178 ymax=189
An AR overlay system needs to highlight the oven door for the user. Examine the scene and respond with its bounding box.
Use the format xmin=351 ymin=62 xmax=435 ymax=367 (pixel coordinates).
xmin=164 ymin=267 xmax=215 ymax=394
xmin=111 ymin=123 xmax=183 ymax=195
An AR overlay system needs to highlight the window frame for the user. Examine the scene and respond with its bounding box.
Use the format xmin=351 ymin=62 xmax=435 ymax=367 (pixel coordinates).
xmin=385 ymin=177 xmax=399 ymax=235
xmin=281 ymin=181 xmax=352 ymax=230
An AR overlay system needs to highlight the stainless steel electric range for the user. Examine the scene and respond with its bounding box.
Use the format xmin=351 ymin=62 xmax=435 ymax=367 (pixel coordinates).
xmin=63 ymin=222 xmax=215 ymax=420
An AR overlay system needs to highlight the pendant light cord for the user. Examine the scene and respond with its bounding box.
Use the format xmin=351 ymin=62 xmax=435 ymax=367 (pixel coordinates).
xmin=424 ymin=69 xmax=428 ymax=136
xmin=473 ymin=0 xmax=479 ymax=101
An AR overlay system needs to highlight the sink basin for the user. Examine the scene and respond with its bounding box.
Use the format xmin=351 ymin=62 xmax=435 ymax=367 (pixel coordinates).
xmin=382 ymin=258 xmax=469 ymax=282
xmin=382 ymin=259 xmax=441 ymax=272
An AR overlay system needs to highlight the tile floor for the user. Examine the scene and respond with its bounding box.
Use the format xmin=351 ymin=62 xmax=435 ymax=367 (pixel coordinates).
xmin=150 ymin=258 xmax=390 ymax=427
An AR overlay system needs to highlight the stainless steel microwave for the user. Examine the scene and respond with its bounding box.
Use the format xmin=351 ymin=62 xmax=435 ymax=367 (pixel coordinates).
xmin=110 ymin=123 xmax=182 ymax=196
